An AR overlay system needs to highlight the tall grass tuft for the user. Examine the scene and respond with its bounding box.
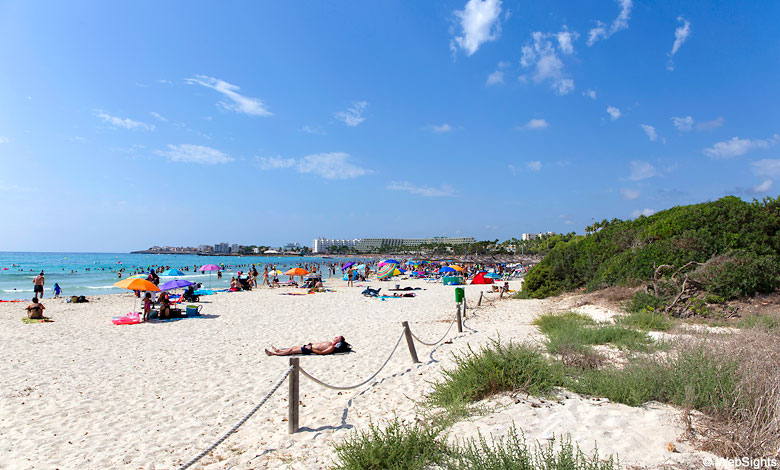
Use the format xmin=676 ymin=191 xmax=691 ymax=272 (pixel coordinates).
xmin=452 ymin=427 xmax=619 ymax=470
xmin=616 ymin=310 xmax=673 ymax=331
xmin=534 ymin=312 xmax=654 ymax=355
xmin=332 ymin=419 xmax=449 ymax=470
xmin=427 ymin=340 xmax=564 ymax=412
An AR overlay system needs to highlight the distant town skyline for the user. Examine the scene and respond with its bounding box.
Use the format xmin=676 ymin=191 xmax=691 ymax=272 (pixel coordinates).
xmin=1 ymin=2 xmax=778 ymax=252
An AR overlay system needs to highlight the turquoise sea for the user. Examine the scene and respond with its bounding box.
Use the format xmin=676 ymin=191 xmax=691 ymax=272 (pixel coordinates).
xmin=0 ymin=252 xmax=362 ymax=300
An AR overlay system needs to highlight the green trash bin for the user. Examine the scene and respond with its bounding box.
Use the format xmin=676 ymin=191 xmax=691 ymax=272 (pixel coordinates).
xmin=454 ymin=287 xmax=465 ymax=303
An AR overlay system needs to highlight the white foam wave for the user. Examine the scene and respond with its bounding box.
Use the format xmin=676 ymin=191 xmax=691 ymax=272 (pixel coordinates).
xmin=85 ymin=286 xmax=117 ymax=290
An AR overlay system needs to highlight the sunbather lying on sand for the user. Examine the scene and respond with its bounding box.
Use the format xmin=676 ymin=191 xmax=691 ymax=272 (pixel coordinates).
xmin=265 ymin=336 xmax=351 ymax=356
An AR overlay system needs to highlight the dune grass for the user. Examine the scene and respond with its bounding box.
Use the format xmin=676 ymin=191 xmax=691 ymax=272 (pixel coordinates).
xmin=616 ymin=310 xmax=673 ymax=331
xmin=533 ymin=312 xmax=654 ymax=355
xmin=737 ymin=314 xmax=780 ymax=331
xmin=426 ymin=340 xmax=565 ymax=413
xmin=332 ymin=420 xmax=620 ymax=470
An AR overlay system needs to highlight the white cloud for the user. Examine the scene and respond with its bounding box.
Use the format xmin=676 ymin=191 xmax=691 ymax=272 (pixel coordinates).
xmin=486 ymin=70 xmax=504 ymax=85
xmin=68 ymin=136 xmax=87 ymax=143
xmin=258 ymin=152 xmax=371 ymax=180
xmin=751 ymin=159 xmax=780 ymax=194
xmin=667 ymin=16 xmax=691 ymax=71
xmin=0 ymin=136 xmax=8 ymax=144
xmin=753 ymin=179 xmax=773 ymax=193
xmin=640 ymin=124 xmax=658 ymax=141
xmin=520 ymin=31 xmax=576 ymax=95
xmin=632 ymin=208 xmax=657 ymax=218
xmin=450 ymin=0 xmax=503 ymax=56
xmin=696 ymin=117 xmax=724 ymax=131
xmin=703 ymin=135 xmax=778 ymax=159
xmin=185 ymin=75 xmax=271 ymax=116
xmin=335 ymin=101 xmax=368 ymax=127
xmin=300 ymin=125 xmax=326 ymax=135
xmin=524 ymin=118 xmax=549 ymax=130
xmin=387 ymin=181 xmax=456 ymax=197
xmin=587 ymin=0 xmax=633 ymax=46
xmin=257 ymin=156 xmax=296 ymax=169
xmin=431 ymin=124 xmax=453 ymax=133
xmin=620 ymin=188 xmax=640 ymax=200
xmin=607 ymin=106 xmax=621 ymax=120
xmin=556 ymin=30 xmax=578 ymax=54
xmin=149 ymin=112 xmax=167 ymax=122
xmin=628 ymin=160 xmax=659 ymax=181
xmin=583 ymin=89 xmax=597 ymax=100
xmin=94 ymin=110 xmax=155 ymax=131
xmin=507 ymin=164 xmax=518 ymax=175
xmin=671 ymin=115 xmax=694 ymax=132
xmin=752 ymin=159 xmax=780 ymax=178
xmin=155 ymin=144 xmax=233 ymax=164
xmin=527 ymin=160 xmax=542 ymax=171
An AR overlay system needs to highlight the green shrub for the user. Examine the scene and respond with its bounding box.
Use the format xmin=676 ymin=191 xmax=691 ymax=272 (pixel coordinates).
xmin=332 ymin=419 xmax=449 ymax=470
xmin=427 ymin=340 xmax=564 ymax=411
xmin=698 ymin=252 xmax=780 ymax=300
xmin=521 ymin=196 xmax=780 ymax=299
xmin=625 ymin=291 xmax=668 ymax=313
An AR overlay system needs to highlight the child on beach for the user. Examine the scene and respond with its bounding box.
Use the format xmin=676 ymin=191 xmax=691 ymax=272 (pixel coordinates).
xmin=143 ymin=292 xmax=152 ymax=322
xmin=53 ymin=283 xmax=62 ymax=298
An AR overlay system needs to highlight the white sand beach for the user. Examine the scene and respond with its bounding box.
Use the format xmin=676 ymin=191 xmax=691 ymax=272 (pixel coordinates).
xmin=1 ymin=279 xmax=726 ymax=469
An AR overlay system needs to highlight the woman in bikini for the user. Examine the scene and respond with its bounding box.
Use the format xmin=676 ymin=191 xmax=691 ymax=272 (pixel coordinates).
xmin=265 ymin=336 xmax=350 ymax=356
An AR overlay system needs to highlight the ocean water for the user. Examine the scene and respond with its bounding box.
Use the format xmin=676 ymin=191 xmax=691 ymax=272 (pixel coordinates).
xmin=0 ymin=252 xmax=360 ymax=300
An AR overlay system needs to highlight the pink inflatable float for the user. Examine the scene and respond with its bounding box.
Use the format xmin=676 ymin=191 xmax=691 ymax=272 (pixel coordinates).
xmin=112 ymin=312 xmax=141 ymax=325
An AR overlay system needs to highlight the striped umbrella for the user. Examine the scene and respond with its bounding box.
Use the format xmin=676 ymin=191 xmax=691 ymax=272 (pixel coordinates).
xmin=377 ymin=263 xmax=396 ymax=280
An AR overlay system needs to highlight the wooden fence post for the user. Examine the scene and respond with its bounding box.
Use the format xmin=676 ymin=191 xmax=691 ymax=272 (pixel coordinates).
xmin=402 ymin=321 xmax=420 ymax=364
xmin=456 ymin=303 xmax=463 ymax=333
xmin=288 ymin=358 xmax=299 ymax=434
xmin=478 ymin=291 xmax=483 ymax=306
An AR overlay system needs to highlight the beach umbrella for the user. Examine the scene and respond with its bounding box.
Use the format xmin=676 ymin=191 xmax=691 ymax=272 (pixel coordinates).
xmin=199 ymin=264 xmax=221 ymax=288
xmin=438 ymin=266 xmax=456 ymax=274
xmin=352 ymin=264 xmax=366 ymax=270
xmin=377 ymin=263 xmax=396 ymax=280
xmin=160 ymin=269 xmax=185 ymax=276
xmin=382 ymin=259 xmax=400 ymax=265
xmin=285 ymin=267 xmax=309 ymax=282
xmin=392 ymin=267 xmax=405 ymax=276
xmin=113 ymin=278 xmax=160 ymax=312
xmin=160 ymin=279 xmax=194 ymax=291
xmin=341 ymin=262 xmax=355 ymax=271
xmin=485 ymin=273 xmax=501 ymax=279
xmin=449 ymin=265 xmax=464 ymax=272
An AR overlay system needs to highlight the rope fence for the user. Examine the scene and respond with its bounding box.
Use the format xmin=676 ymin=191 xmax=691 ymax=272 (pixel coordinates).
xmin=298 ymin=329 xmax=406 ymax=391
xmin=175 ymin=289 xmax=489 ymax=467
xmin=179 ymin=364 xmax=294 ymax=470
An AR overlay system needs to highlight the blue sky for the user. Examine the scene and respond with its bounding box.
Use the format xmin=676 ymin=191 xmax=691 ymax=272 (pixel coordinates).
xmin=1 ymin=1 xmax=778 ymax=252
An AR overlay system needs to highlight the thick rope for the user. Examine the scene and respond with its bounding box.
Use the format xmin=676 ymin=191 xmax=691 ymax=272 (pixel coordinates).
xmin=179 ymin=365 xmax=294 ymax=470
xmin=299 ymin=330 xmax=406 ymax=390
xmin=410 ymin=316 xmax=456 ymax=346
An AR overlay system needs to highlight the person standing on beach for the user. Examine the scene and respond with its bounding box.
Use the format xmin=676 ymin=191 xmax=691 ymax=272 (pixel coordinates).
xmin=262 ymin=266 xmax=269 ymax=286
xmin=251 ymin=265 xmax=258 ymax=287
xmin=33 ymin=272 xmax=45 ymax=298
xmin=53 ymin=283 xmax=62 ymax=298
xmin=347 ymin=267 xmax=354 ymax=287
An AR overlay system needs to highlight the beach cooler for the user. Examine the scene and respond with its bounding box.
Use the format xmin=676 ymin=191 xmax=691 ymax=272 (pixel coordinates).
xmin=186 ymin=305 xmax=202 ymax=316
xmin=443 ymin=276 xmax=464 ymax=286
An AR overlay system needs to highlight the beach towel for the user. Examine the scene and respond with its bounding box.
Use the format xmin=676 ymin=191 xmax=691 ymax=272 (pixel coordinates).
xmin=22 ymin=317 xmax=54 ymax=323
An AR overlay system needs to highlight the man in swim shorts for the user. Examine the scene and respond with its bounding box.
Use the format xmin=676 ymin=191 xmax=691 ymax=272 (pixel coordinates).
xmin=265 ymin=336 xmax=349 ymax=356
xmin=33 ymin=272 xmax=45 ymax=298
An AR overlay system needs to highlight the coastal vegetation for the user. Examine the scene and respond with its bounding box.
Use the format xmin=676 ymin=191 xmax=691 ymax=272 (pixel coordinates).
xmin=519 ymin=196 xmax=780 ymax=317
xmin=333 ymin=419 xmax=618 ymax=470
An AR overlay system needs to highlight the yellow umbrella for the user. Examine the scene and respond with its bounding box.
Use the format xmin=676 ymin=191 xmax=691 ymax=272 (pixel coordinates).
xmin=392 ymin=268 xmax=403 ymax=276
xmin=449 ymin=265 xmax=464 ymax=272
